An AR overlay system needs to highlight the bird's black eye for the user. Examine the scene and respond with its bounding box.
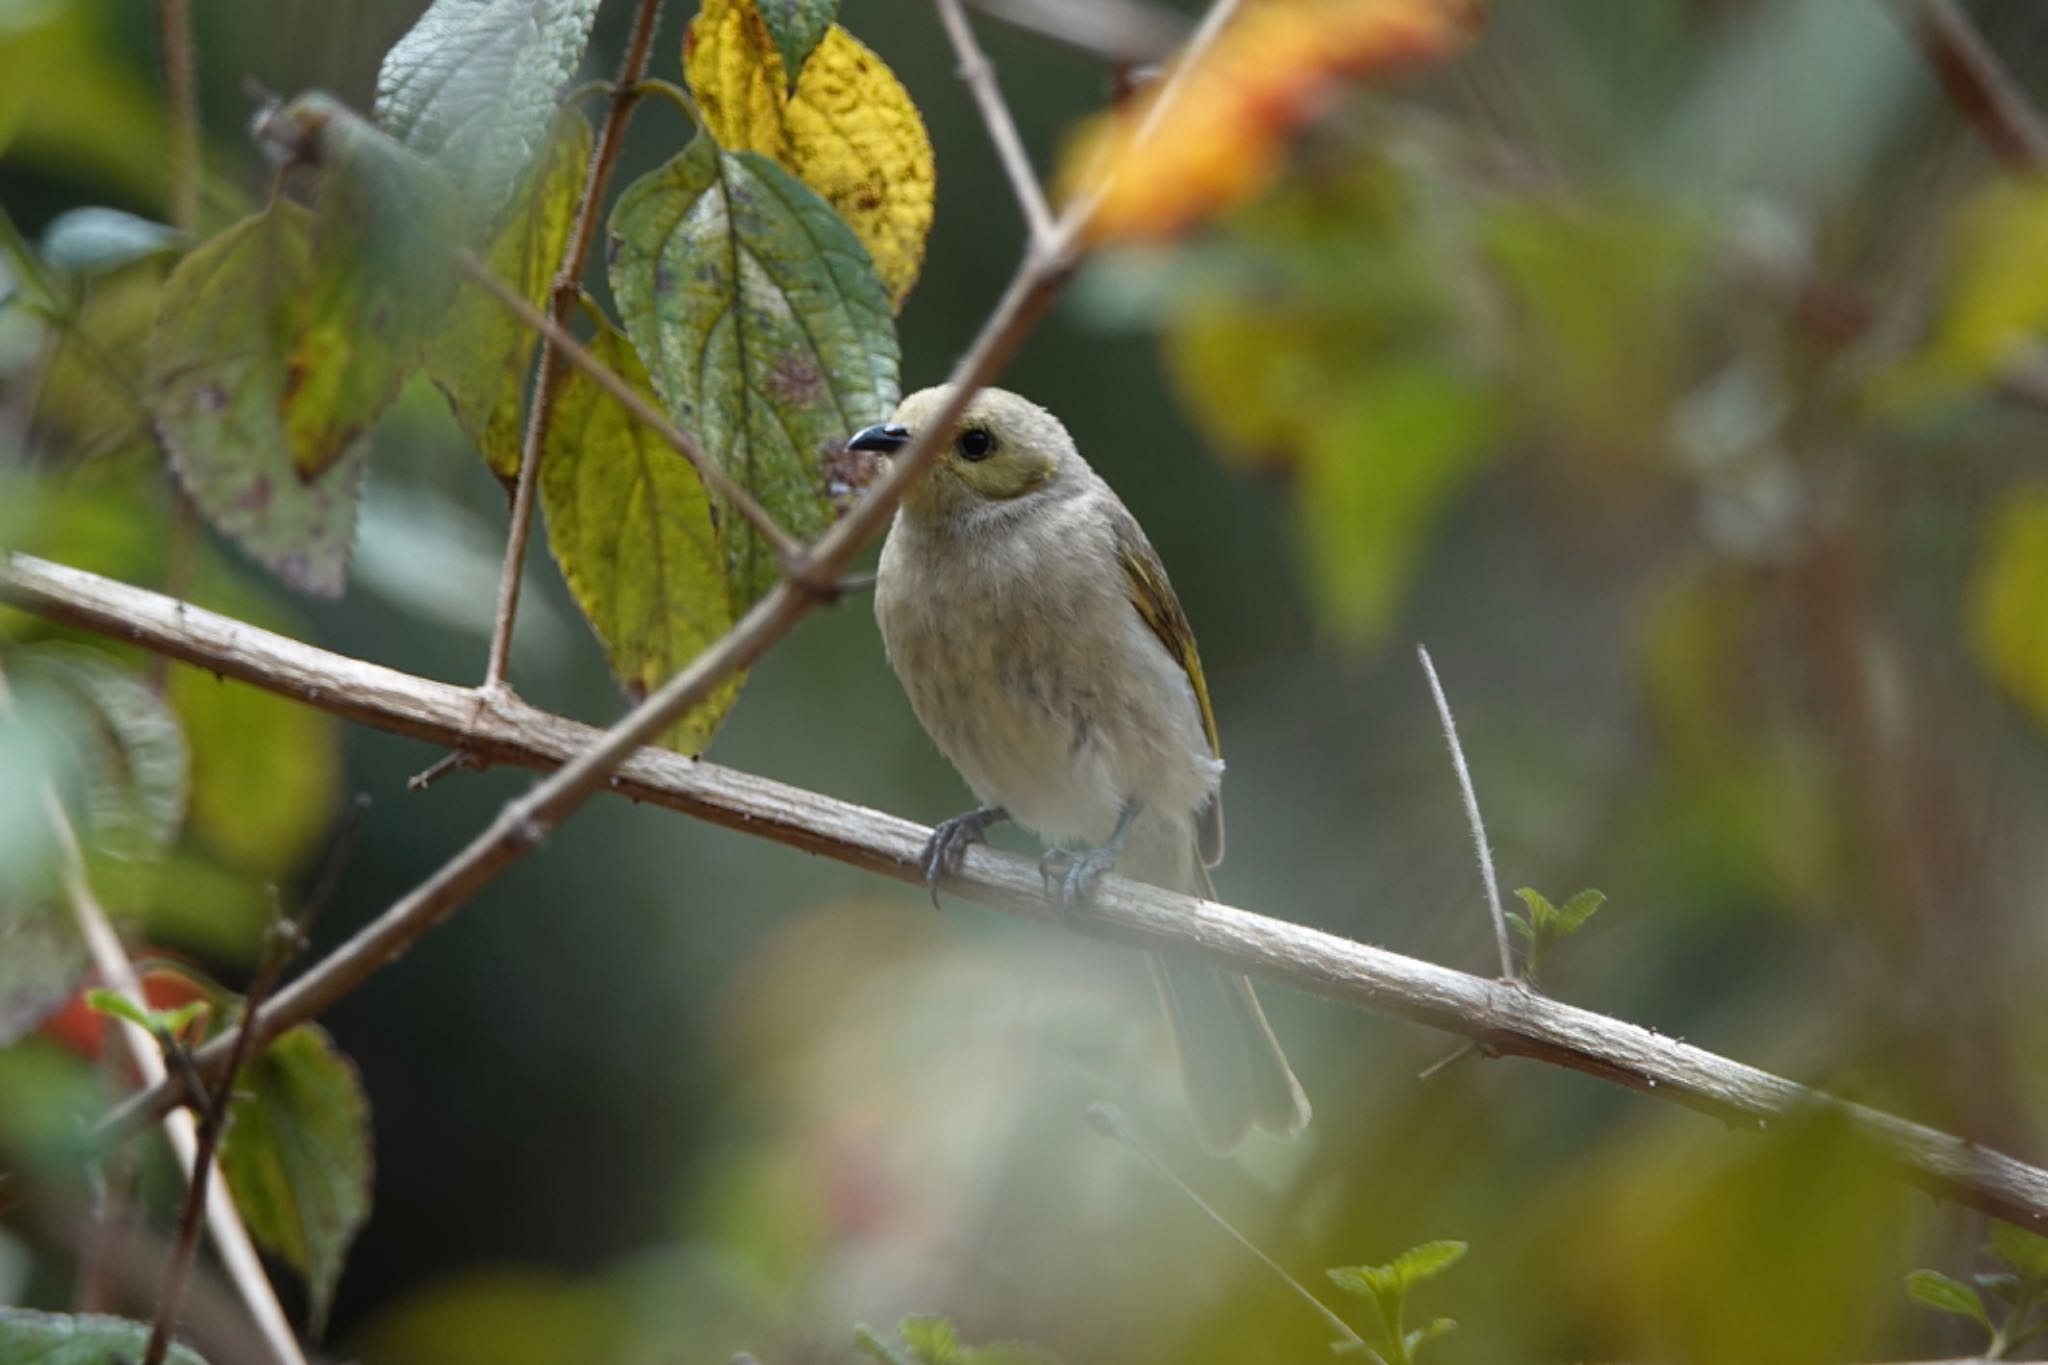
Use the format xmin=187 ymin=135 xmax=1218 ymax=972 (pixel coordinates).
xmin=956 ymin=428 xmax=995 ymax=462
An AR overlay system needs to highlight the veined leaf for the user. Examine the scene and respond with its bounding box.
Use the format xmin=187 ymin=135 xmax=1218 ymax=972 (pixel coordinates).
xmin=609 ymin=135 xmax=898 ymax=602
xmin=260 ymin=94 xmax=463 ymax=479
xmin=0 ymin=898 xmax=84 ymax=1047
xmin=540 ymin=316 xmax=740 ymax=753
xmin=758 ymin=0 xmax=836 ymax=84
xmin=686 ymin=0 xmax=934 ymax=306
xmin=1905 ymin=1269 xmax=1992 ymax=1328
xmin=0 ymin=1309 xmax=212 ymax=1365
xmin=375 ymin=0 xmax=602 ymax=231
xmin=218 ymin=1023 xmax=373 ymax=1334
xmin=20 ymin=644 xmax=188 ymax=863
xmin=427 ymin=109 xmax=593 ymax=481
xmin=147 ymin=201 xmax=367 ymax=597
xmin=1388 ymin=1238 xmax=1467 ymax=1287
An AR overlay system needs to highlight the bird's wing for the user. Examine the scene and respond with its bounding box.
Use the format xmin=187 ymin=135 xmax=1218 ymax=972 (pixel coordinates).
xmin=1112 ymin=506 xmax=1225 ymax=867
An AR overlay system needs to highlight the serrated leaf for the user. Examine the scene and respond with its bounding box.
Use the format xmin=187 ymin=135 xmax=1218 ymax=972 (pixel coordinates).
xmin=146 ymin=201 xmax=366 ymax=597
xmin=39 ymin=206 xmax=181 ymax=275
xmin=1553 ymin=888 xmax=1606 ymax=934
xmin=757 ymin=0 xmax=836 ymax=83
xmin=0 ymin=1309 xmax=212 ymax=1365
xmin=1327 ymin=1265 xmax=1390 ymax=1299
xmin=259 ymin=94 xmax=463 ymax=479
xmin=854 ymin=1325 xmax=917 ymax=1365
xmin=427 ymin=109 xmax=592 ymax=481
xmin=1505 ymin=910 xmax=1534 ymax=943
xmin=1992 ymin=1221 xmax=2048 ymax=1280
xmin=899 ymin=1315 xmax=962 ymax=1364
xmin=540 ymin=316 xmax=739 ymax=752
xmin=23 ymin=644 xmax=188 ymax=862
xmin=0 ymin=899 xmax=84 ymax=1046
xmin=609 ymin=135 xmax=899 ymax=602
xmin=1512 ymin=886 xmax=1555 ymax=928
xmin=685 ymin=0 xmax=934 ymax=306
xmin=1905 ymin=1269 xmax=1993 ymax=1328
xmin=1404 ymin=1317 xmax=1456 ymax=1353
xmin=218 ymin=1023 xmax=372 ymax=1334
xmin=374 ymin=0 xmax=602 ymax=230
xmin=1388 ymin=1239 xmax=1467 ymax=1288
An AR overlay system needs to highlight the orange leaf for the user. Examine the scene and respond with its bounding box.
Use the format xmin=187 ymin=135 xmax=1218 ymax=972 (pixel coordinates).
xmin=1064 ymin=0 xmax=1475 ymax=244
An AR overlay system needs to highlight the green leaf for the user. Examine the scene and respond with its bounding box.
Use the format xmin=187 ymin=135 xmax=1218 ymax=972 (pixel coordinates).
xmin=39 ymin=206 xmax=181 ymax=276
xmin=1296 ymin=362 xmax=1499 ymax=649
xmin=426 ymin=108 xmax=592 ymax=481
xmin=854 ymin=1325 xmax=916 ymax=1365
xmin=1920 ymin=178 xmax=2048 ymax=389
xmin=1505 ymin=910 xmax=1535 ymax=944
xmin=898 ymin=1315 xmax=962 ymax=1364
xmin=374 ymin=0 xmax=602 ymax=231
xmin=257 ymin=93 xmax=463 ymax=480
xmin=0 ymin=898 xmax=84 ymax=1046
xmin=609 ymin=135 xmax=899 ymax=603
xmin=218 ymin=1023 xmax=373 ymax=1334
xmin=540 ymin=314 xmax=739 ymax=752
xmin=146 ymin=201 xmax=366 ymax=597
xmin=1553 ymin=888 xmax=1607 ymax=934
xmin=0 ymin=1309 xmax=212 ymax=1364
xmin=1906 ymin=1269 xmax=1993 ymax=1329
xmin=167 ymin=664 xmax=341 ymax=878
xmin=1328 ymin=1265 xmax=1391 ymax=1300
xmin=1971 ymin=489 xmax=2048 ymax=731
xmin=1512 ymin=887 xmax=1556 ymax=930
xmin=1404 ymin=1318 xmax=1456 ymax=1356
xmin=83 ymin=987 xmax=209 ymax=1039
xmin=22 ymin=644 xmax=188 ymax=862
xmin=757 ymin=0 xmax=838 ymax=85
xmin=1992 ymin=1221 xmax=2048 ymax=1281
xmin=1388 ymin=1240 xmax=1467 ymax=1288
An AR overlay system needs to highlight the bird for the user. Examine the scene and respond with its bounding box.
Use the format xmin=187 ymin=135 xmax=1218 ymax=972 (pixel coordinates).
xmin=849 ymin=384 xmax=1311 ymax=1155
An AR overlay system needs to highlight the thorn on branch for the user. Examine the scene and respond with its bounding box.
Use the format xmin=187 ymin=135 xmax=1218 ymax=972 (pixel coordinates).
xmin=410 ymin=749 xmax=477 ymax=791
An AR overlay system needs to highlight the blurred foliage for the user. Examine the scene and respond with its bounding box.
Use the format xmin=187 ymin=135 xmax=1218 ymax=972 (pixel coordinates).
xmin=7 ymin=0 xmax=2048 ymax=1362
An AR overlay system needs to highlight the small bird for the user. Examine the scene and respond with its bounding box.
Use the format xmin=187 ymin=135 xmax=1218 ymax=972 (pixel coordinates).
xmin=850 ymin=385 xmax=1311 ymax=1154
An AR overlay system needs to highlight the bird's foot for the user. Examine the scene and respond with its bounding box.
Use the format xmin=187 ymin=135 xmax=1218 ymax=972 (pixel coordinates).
xmin=1040 ymin=799 xmax=1141 ymax=914
xmin=918 ymin=806 xmax=1007 ymax=910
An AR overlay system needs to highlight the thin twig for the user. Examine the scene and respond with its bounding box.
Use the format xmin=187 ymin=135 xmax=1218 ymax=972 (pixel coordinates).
xmin=142 ymin=800 xmax=360 ymax=1364
xmin=1897 ymin=0 xmax=2048 ymax=174
xmin=158 ymin=0 xmax=200 ymax=236
xmin=967 ymin=0 xmax=1185 ymax=65
xmin=484 ymin=0 xmax=667 ymax=691
xmin=1417 ymin=645 xmax=1515 ymax=981
xmin=1087 ymin=1103 xmax=1373 ymax=1353
xmin=454 ymin=253 xmax=805 ymax=567
xmin=9 ymin=557 xmax=2048 ymax=1231
xmin=935 ymin=0 xmax=1057 ymax=248
xmin=0 ymin=663 xmax=306 ymax=1365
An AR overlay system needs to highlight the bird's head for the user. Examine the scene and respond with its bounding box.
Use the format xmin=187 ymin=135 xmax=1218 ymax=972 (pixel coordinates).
xmin=846 ymin=385 xmax=1077 ymax=524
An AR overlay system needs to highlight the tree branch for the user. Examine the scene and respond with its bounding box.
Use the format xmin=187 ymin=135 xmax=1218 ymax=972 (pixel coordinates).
xmin=158 ymin=0 xmax=199 ymax=237
xmin=1898 ymin=0 xmax=2048 ymax=174
xmin=484 ymin=0 xmax=666 ymax=691
xmin=7 ymin=553 xmax=2048 ymax=1231
xmin=0 ymin=663 xmax=306 ymax=1365
xmin=935 ymin=0 xmax=1057 ymax=249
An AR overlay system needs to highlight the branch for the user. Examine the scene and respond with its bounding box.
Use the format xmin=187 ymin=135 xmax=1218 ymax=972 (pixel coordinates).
xmin=484 ymin=0 xmax=666 ymax=690
xmin=7 ymin=555 xmax=2048 ymax=1231
xmin=1898 ymin=0 xmax=2048 ymax=174
xmin=0 ymin=663 xmax=306 ymax=1365
xmin=453 ymin=251 xmax=804 ymax=570
xmin=935 ymin=0 xmax=1058 ymax=248
xmin=158 ymin=0 xmax=199 ymax=236
xmin=1416 ymin=644 xmax=1514 ymax=981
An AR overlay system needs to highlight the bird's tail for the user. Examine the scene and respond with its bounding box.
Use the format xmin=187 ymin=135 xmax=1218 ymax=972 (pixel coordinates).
xmin=1146 ymin=861 xmax=1311 ymax=1155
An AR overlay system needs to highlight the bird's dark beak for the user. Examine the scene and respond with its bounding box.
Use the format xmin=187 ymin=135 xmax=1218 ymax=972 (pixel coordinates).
xmin=846 ymin=422 xmax=911 ymax=454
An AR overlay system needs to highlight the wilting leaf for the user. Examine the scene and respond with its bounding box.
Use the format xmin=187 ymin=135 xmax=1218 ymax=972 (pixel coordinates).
xmin=427 ymin=109 xmax=592 ymax=481
xmin=1297 ymin=362 xmax=1499 ymax=648
xmin=540 ymin=317 xmax=739 ymax=752
xmin=21 ymin=644 xmax=188 ymax=862
xmin=610 ymin=134 xmax=899 ymax=600
xmin=218 ymin=1023 xmax=373 ymax=1334
xmin=258 ymin=94 xmax=463 ymax=479
xmin=147 ymin=201 xmax=367 ymax=596
xmin=0 ymin=1309 xmax=212 ymax=1365
xmin=375 ymin=0 xmax=602 ymax=230
xmin=686 ymin=0 xmax=934 ymax=305
xmin=40 ymin=206 xmax=181 ymax=276
xmin=757 ymin=0 xmax=836 ymax=83
xmin=1970 ymin=489 xmax=2048 ymax=730
xmin=0 ymin=899 xmax=84 ymax=1046
xmin=1063 ymin=0 xmax=1471 ymax=243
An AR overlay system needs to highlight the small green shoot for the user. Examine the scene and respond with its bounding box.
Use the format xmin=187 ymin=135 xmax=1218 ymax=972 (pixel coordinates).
xmin=1507 ymin=886 xmax=1606 ymax=981
xmin=1906 ymin=1221 xmax=2048 ymax=1357
xmin=1327 ymin=1239 xmax=1467 ymax=1363
xmin=854 ymin=1314 xmax=1063 ymax=1365
xmin=84 ymin=987 xmax=210 ymax=1042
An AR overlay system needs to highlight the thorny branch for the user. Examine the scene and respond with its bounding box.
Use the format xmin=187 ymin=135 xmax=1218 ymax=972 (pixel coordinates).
xmin=6 ymin=553 xmax=2048 ymax=1231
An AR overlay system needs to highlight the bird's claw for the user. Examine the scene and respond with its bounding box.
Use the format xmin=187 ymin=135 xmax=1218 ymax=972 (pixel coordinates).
xmin=919 ymin=807 xmax=1005 ymax=910
xmin=1040 ymin=843 xmax=1118 ymax=910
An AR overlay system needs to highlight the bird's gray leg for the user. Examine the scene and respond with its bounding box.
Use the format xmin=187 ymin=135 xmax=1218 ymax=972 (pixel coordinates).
xmin=1042 ymin=799 xmax=1141 ymax=909
xmin=920 ymin=806 xmax=1008 ymax=910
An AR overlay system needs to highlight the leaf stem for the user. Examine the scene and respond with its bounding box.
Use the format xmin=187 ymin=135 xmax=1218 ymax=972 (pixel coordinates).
xmin=483 ymin=0 xmax=668 ymax=692
xmin=1416 ymin=645 xmax=1515 ymax=981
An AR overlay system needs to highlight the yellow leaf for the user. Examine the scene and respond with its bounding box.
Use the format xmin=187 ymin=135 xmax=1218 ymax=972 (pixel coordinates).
xmin=1061 ymin=0 xmax=1473 ymax=244
xmin=685 ymin=0 xmax=934 ymax=307
xmin=1971 ymin=489 xmax=2048 ymax=729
